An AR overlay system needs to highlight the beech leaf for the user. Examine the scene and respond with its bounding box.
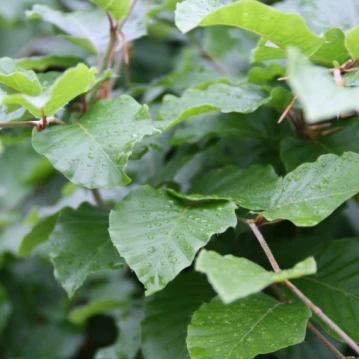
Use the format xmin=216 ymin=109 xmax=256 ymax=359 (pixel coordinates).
xmin=2 ymin=64 xmax=97 ymax=118
xmin=196 ymin=250 xmax=316 ymax=303
xmin=32 ymin=96 xmax=160 ymax=189
xmin=175 ymin=0 xmax=324 ymax=57
xmin=0 ymin=57 xmax=42 ymax=95
xmin=48 ymin=203 xmax=124 ymax=297
xmin=187 ymin=293 xmax=311 ymax=359
xmin=109 ymin=185 xmax=237 ymax=295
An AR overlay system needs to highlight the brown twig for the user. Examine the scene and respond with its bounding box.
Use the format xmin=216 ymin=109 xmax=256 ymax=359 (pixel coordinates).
xmin=248 ymin=222 xmax=359 ymax=355
xmin=278 ymin=96 xmax=298 ymax=123
xmin=91 ymin=188 xmax=104 ymax=207
xmin=248 ymin=222 xmax=281 ymax=272
xmin=307 ymin=321 xmax=346 ymax=359
xmin=0 ymin=117 xmax=64 ymax=131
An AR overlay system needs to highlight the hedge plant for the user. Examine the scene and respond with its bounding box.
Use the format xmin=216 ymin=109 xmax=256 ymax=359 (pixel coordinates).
xmin=1 ymin=0 xmax=359 ymax=358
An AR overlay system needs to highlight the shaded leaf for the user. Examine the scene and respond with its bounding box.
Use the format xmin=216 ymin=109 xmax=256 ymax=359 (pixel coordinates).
xmin=295 ymin=238 xmax=359 ymax=341
xmin=276 ymin=322 xmax=345 ymax=359
xmin=0 ymin=285 xmax=11 ymax=334
xmin=0 ymin=57 xmax=42 ymax=95
xmin=109 ymin=185 xmax=237 ymax=295
xmin=275 ymin=0 xmax=359 ymax=33
xmin=2 ymin=64 xmax=97 ymax=118
xmin=141 ymin=272 xmax=214 ymax=359
xmin=175 ymin=0 xmax=324 ymax=57
xmin=32 ymin=96 xmax=160 ymax=189
xmin=287 ymin=47 xmax=359 ymax=123
xmin=196 ymin=250 xmax=316 ymax=303
xmin=158 ymin=82 xmax=271 ymax=128
xmin=27 ymin=4 xmax=146 ymax=55
xmin=48 ymin=203 xmax=123 ymax=297
xmin=187 ymin=293 xmax=311 ymax=359
xmin=19 ymin=214 xmax=58 ymax=256
xmin=95 ymin=303 xmax=144 ymax=359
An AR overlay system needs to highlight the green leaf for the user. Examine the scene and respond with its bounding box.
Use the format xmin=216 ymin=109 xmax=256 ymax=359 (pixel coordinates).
xmin=275 ymin=0 xmax=359 ymax=32
xmin=2 ymin=63 xmax=97 ymax=118
xmin=48 ymin=203 xmax=124 ymax=297
xmin=0 ymin=285 xmax=11 ymax=335
xmin=32 ymin=96 xmax=160 ymax=189
xmin=0 ymin=57 xmax=42 ymax=95
xmin=27 ymin=4 xmax=146 ymax=55
xmin=69 ymin=300 xmax=127 ymax=325
xmin=310 ymin=28 xmax=349 ymax=66
xmin=280 ymin=122 xmax=359 ymax=171
xmin=91 ymin=0 xmax=130 ymax=20
xmin=175 ymin=0 xmax=324 ymax=57
xmin=95 ymin=303 xmax=144 ymax=359
xmin=141 ymin=272 xmax=214 ymax=359
xmin=187 ymin=293 xmax=311 ymax=359
xmin=196 ymin=250 xmax=316 ymax=303
xmin=287 ymin=47 xmax=359 ymax=123
xmin=18 ymin=214 xmax=58 ymax=256
xmin=261 ymin=152 xmax=359 ymax=226
xmin=191 ymin=152 xmax=359 ymax=226
xmin=276 ymin=322 xmax=345 ymax=359
xmin=109 ymin=185 xmax=237 ymax=295
xmin=16 ymin=55 xmax=83 ymax=71
xmin=248 ymin=63 xmax=285 ymax=86
xmin=158 ymin=83 xmax=271 ymax=129
xmin=295 ymin=238 xmax=359 ymax=341
xmin=345 ymin=25 xmax=359 ymax=59
xmin=191 ymin=165 xmax=279 ymax=211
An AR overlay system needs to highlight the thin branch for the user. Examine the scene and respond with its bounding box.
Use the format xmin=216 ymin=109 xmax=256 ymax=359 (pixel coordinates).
xmin=91 ymin=188 xmax=105 ymax=207
xmin=188 ymin=33 xmax=227 ymax=75
xmin=278 ymin=96 xmax=297 ymax=123
xmin=284 ymin=280 xmax=359 ymax=355
xmin=248 ymin=222 xmax=281 ymax=272
xmin=0 ymin=117 xmax=63 ymax=131
xmin=248 ymin=222 xmax=359 ymax=355
xmin=307 ymin=321 xmax=346 ymax=359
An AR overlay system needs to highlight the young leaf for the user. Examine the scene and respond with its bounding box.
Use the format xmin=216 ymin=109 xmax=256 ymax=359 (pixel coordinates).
xmin=175 ymin=0 xmax=324 ymax=57
xmin=48 ymin=203 xmax=124 ymax=297
xmin=32 ymin=96 xmax=160 ymax=189
xmin=109 ymin=185 xmax=237 ymax=295
xmin=345 ymin=25 xmax=359 ymax=59
xmin=187 ymin=293 xmax=311 ymax=359
xmin=158 ymin=83 xmax=271 ymax=129
xmin=2 ymin=64 xmax=97 ymax=118
xmin=0 ymin=57 xmax=42 ymax=95
xmin=141 ymin=272 xmax=214 ymax=359
xmin=196 ymin=250 xmax=316 ymax=303
xmin=287 ymin=47 xmax=359 ymax=123
xmin=91 ymin=0 xmax=130 ymax=20
xmin=295 ymin=238 xmax=359 ymax=341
